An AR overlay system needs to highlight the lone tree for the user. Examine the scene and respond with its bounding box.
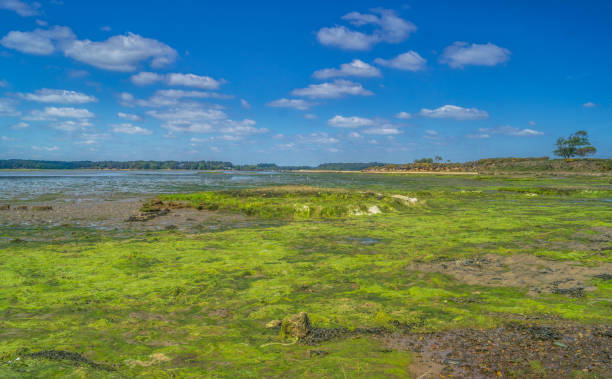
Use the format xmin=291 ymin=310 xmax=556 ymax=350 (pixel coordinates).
xmin=553 ymin=130 xmax=596 ymax=159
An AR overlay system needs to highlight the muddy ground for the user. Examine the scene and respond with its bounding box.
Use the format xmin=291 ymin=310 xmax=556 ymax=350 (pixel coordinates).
xmin=409 ymin=253 xmax=612 ymax=297
xmin=383 ymin=322 xmax=612 ymax=378
xmin=0 ymin=199 xmax=254 ymax=233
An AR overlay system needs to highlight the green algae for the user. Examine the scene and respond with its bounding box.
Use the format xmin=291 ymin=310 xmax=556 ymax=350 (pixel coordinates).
xmin=1 ymin=175 xmax=611 ymax=377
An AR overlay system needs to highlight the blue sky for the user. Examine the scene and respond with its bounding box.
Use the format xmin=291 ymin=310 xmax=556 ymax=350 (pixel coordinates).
xmin=0 ymin=0 xmax=610 ymax=165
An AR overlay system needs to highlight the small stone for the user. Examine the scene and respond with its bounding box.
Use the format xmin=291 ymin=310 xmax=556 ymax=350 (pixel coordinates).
xmin=280 ymin=312 xmax=311 ymax=339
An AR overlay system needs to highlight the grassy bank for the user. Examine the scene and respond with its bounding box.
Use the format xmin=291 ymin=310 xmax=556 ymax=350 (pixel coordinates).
xmin=1 ymin=176 xmax=611 ymax=377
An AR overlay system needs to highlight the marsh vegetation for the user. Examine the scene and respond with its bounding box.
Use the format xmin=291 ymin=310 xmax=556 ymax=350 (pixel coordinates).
xmin=0 ymin=173 xmax=611 ymax=377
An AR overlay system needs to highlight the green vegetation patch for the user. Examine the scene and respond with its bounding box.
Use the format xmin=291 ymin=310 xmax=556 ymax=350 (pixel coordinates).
xmin=158 ymin=186 xmax=414 ymax=219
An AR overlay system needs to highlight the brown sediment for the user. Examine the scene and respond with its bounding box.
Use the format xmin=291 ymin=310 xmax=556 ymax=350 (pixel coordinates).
xmin=0 ymin=199 xmax=251 ymax=232
xmin=383 ymin=323 xmax=612 ymax=378
xmin=409 ymin=253 xmax=612 ymax=296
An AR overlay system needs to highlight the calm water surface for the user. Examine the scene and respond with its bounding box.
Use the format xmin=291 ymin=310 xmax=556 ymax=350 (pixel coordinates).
xmin=0 ymin=170 xmax=493 ymax=202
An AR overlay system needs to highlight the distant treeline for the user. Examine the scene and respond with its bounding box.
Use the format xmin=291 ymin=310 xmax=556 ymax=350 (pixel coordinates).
xmin=0 ymin=160 xmax=386 ymax=171
xmin=366 ymin=157 xmax=612 ymax=173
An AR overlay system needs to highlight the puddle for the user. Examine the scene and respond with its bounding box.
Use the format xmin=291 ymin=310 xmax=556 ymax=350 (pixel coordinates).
xmin=345 ymin=237 xmax=381 ymax=245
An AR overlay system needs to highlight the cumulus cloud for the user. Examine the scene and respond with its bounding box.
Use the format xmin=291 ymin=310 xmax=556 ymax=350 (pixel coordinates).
xmin=583 ymin=102 xmax=596 ymax=108
xmin=18 ymin=89 xmax=97 ymax=104
xmin=25 ymin=106 xmax=94 ymax=120
xmin=313 ymin=59 xmax=381 ymax=79
xmin=50 ymin=119 xmax=93 ymax=132
xmin=147 ymin=104 xmax=267 ymax=136
xmin=363 ymin=126 xmax=401 ymax=135
xmin=32 ymin=145 xmax=59 ymax=151
xmin=0 ymin=98 xmax=21 ymax=117
xmin=419 ymin=105 xmax=489 ymax=120
xmin=328 ymin=115 xmax=374 ymax=128
xmin=111 ymin=123 xmax=152 ymax=135
xmin=121 ymin=89 xmax=232 ymax=108
xmin=468 ymin=126 xmax=544 ymax=138
xmin=441 ymin=42 xmax=510 ymax=68
xmin=266 ymin=98 xmax=313 ymax=110
xmin=1 ymin=26 xmax=177 ymax=71
xmin=291 ymin=79 xmax=373 ymax=99
xmin=374 ymin=51 xmax=426 ymax=71
xmin=11 ymin=121 xmax=29 ymax=129
xmin=63 ymin=32 xmax=177 ymax=71
xmin=240 ymin=99 xmax=251 ymax=109
xmin=117 ymin=112 xmax=142 ymax=122
xmin=0 ymin=0 xmax=40 ymax=17
xmin=130 ymin=71 xmax=223 ymax=89
xmin=0 ymin=26 xmax=75 ymax=55
xmin=317 ymin=8 xmax=416 ymax=50
xmin=395 ymin=111 xmax=412 ymax=119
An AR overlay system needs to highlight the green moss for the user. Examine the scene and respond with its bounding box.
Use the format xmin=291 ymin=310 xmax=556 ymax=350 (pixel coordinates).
xmin=1 ymin=176 xmax=611 ymax=376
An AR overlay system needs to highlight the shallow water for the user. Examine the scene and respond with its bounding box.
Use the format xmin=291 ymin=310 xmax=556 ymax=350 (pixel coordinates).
xmin=0 ymin=170 xmax=485 ymax=202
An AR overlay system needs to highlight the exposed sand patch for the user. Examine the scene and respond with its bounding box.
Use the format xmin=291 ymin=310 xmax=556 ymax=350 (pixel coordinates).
xmin=409 ymin=253 xmax=612 ymax=296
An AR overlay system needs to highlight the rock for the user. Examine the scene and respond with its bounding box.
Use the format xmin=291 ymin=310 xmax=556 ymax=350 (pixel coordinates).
xmin=32 ymin=205 xmax=52 ymax=211
xmin=281 ymin=312 xmax=311 ymax=339
xmin=391 ymin=195 xmax=418 ymax=204
xmin=0 ymin=204 xmax=9 ymax=210
xmin=265 ymin=319 xmax=282 ymax=329
xmin=367 ymin=205 xmax=381 ymax=215
xmin=16 ymin=205 xmax=28 ymax=210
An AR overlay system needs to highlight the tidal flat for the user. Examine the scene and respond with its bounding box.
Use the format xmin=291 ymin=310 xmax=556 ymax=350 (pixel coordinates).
xmin=0 ymin=172 xmax=611 ymax=377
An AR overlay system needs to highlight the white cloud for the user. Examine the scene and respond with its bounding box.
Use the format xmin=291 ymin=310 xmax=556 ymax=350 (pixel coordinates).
xmin=313 ymin=59 xmax=381 ymax=79
xmin=298 ymin=132 xmax=339 ymax=144
xmin=147 ymin=104 xmax=266 ymax=136
xmin=348 ymin=132 xmax=362 ymax=138
xmin=1 ymin=135 xmax=10 ymax=141
xmin=583 ymin=102 xmax=596 ymax=108
xmin=328 ymin=115 xmax=374 ymax=128
xmin=100 ymin=26 xmax=112 ymax=32
xmin=395 ymin=111 xmax=412 ymax=119
xmin=292 ymin=79 xmax=373 ymax=99
xmin=0 ymin=98 xmax=20 ymax=117
xmin=117 ymin=112 xmax=142 ymax=122
xmin=375 ymin=51 xmax=426 ymax=71
xmin=50 ymin=120 xmax=93 ymax=131
xmin=441 ymin=42 xmax=511 ymax=68
xmin=0 ymin=0 xmax=40 ymax=17
xmin=469 ymin=126 xmax=544 ymax=138
xmin=130 ymin=71 xmax=163 ymax=85
xmin=528 ymin=121 xmax=537 ymax=126
xmin=130 ymin=72 xmax=222 ymax=89
xmin=35 ymin=19 xmax=47 ymax=26
xmin=317 ymin=8 xmax=416 ymax=50
xmin=363 ymin=126 xmax=401 ymax=135
xmin=32 ymin=145 xmax=59 ymax=151
xmin=11 ymin=121 xmax=29 ymax=129
xmin=121 ymin=89 xmax=232 ymax=108
xmin=25 ymin=106 xmax=94 ymax=120
xmin=18 ymin=89 xmax=97 ymax=104
xmin=304 ymin=113 xmax=317 ymax=119
xmin=1 ymin=26 xmax=178 ymax=71
xmin=419 ymin=105 xmax=489 ymax=120
xmin=111 ymin=123 xmax=152 ymax=135
xmin=166 ymin=73 xmax=221 ymax=89
xmin=266 ymin=98 xmax=313 ymax=110
xmin=240 ymin=99 xmax=251 ymax=109
xmin=64 ymin=32 xmax=177 ymax=71
xmin=0 ymin=26 xmax=75 ymax=55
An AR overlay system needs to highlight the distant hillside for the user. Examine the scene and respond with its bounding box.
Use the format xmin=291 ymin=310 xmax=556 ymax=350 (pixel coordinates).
xmin=365 ymin=158 xmax=612 ymax=173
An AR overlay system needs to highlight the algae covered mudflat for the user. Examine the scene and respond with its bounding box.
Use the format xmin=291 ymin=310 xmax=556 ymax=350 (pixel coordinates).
xmin=1 ymin=173 xmax=611 ymax=377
